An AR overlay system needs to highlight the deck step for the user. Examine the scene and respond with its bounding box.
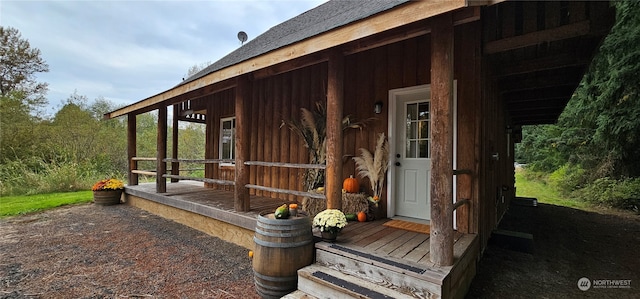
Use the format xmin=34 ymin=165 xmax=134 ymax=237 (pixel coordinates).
xmin=298 ymin=264 xmax=415 ymax=299
xmin=312 ymin=242 xmax=445 ymax=298
xmin=281 ymin=290 xmax=319 ymax=299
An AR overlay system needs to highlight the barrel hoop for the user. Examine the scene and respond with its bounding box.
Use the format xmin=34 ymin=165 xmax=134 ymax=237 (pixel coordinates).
xmin=253 ymin=270 xmax=298 ymax=282
xmin=253 ymin=236 xmax=312 ymax=248
xmin=254 ymin=227 xmax=311 ymax=238
xmin=256 ymin=220 xmax=311 ymax=231
xmin=257 ymin=214 xmax=310 ymax=226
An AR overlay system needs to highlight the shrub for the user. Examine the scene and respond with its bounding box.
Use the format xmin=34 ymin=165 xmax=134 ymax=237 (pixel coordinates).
xmin=548 ymin=163 xmax=587 ymax=196
xmin=576 ymin=177 xmax=640 ymax=210
xmin=0 ymin=158 xmax=125 ymax=196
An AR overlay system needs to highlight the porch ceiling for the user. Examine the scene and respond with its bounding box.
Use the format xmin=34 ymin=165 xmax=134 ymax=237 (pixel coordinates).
xmin=484 ymin=1 xmax=615 ymax=126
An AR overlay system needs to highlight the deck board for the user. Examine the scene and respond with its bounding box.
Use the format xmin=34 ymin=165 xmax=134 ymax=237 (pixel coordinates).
xmin=127 ymin=181 xmax=478 ymax=284
xmin=403 ymin=236 xmax=432 ymax=263
xmin=363 ymin=228 xmax=408 ymax=251
xmin=389 ymin=233 xmax=429 ymax=259
xmin=377 ymin=230 xmax=419 ymax=256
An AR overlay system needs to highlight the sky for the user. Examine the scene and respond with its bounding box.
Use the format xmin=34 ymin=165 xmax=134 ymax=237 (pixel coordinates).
xmin=1 ymin=0 xmax=326 ymax=115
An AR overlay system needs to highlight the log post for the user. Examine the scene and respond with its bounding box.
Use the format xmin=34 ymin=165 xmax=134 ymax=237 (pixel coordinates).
xmin=326 ymin=50 xmax=344 ymax=210
xmin=171 ymin=104 xmax=180 ymax=183
xmin=430 ymin=13 xmax=455 ymax=267
xmin=157 ymin=105 xmax=167 ymax=193
xmin=234 ymin=75 xmax=252 ymax=212
xmin=127 ymin=113 xmax=138 ymax=186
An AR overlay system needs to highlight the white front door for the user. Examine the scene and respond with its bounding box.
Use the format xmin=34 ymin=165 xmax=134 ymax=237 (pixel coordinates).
xmin=390 ymin=86 xmax=431 ymax=220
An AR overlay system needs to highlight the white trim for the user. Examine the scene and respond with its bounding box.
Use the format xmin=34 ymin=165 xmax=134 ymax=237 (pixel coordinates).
xmin=387 ymin=82 xmax=458 ymax=224
xmin=219 ymin=116 xmax=236 ymax=166
xmin=388 ymin=85 xmax=430 ymax=219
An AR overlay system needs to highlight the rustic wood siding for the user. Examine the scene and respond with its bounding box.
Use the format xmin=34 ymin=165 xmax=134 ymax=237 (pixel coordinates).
xmin=204 ymin=88 xmax=235 ymax=191
xmin=199 ymin=27 xmax=488 ymax=241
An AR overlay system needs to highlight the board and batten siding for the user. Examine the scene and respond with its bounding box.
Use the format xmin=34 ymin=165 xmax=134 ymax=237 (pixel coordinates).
xmin=199 ymin=25 xmax=485 ymax=229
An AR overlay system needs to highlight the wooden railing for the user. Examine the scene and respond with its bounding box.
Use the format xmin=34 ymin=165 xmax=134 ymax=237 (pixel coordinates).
xmin=243 ymin=161 xmax=326 ymax=199
xmin=131 ymin=157 xmax=158 ymax=176
xmin=162 ymin=158 xmax=235 ymax=186
xmin=130 ymin=157 xmax=325 ymax=199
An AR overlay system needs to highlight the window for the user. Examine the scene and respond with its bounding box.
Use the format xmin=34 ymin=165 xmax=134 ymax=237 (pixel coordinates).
xmin=220 ymin=117 xmax=235 ymax=162
xmin=405 ymin=101 xmax=430 ymax=158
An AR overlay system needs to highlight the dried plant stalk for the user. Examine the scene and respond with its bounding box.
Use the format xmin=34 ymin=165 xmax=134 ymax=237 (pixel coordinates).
xmin=353 ymin=133 xmax=389 ymax=198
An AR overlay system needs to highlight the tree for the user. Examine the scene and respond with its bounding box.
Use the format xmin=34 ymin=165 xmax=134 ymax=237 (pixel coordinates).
xmin=558 ymin=1 xmax=640 ymax=178
xmin=0 ymin=27 xmax=49 ymax=162
xmin=184 ymin=61 xmax=211 ymax=80
xmin=518 ymin=1 xmax=640 ymax=178
xmin=0 ymin=26 xmax=49 ymax=108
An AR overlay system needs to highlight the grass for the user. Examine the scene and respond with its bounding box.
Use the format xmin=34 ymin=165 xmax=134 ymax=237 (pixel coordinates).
xmin=0 ymin=191 xmax=94 ymax=218
xmin=515 ymin=169 xmax=590 ymax=210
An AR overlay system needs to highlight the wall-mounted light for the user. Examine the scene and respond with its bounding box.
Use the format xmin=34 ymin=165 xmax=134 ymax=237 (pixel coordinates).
xmin=374 ymin=101 xmax=384 ymax=114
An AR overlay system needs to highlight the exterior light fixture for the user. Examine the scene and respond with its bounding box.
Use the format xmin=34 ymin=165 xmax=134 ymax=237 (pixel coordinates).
xmin=374 ymin=101 xmax=383 ymax=114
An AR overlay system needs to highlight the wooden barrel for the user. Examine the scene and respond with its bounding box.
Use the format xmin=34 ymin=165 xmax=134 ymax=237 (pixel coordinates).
xmin=253 ymin=211 xmax=313 ymax=299
xmin=93 ymin=190 xmax=123 ymax=205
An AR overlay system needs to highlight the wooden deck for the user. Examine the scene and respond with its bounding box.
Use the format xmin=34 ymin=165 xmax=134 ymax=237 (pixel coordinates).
xmin=125 ymin=181 xmax=291 ymax=231
xmin=126 ymin=182 xmax=476 ymax=266
xmin=125 ymin=181 xmax=479 ymax=298
xmin=325 ymin=220 xmax=472 ymax=266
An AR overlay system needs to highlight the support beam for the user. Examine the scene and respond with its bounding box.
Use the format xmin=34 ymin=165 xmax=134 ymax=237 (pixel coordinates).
xmin=484 ymin=20 xmax=590 ymax=54
xmin=157 ymin=105 xmax=167 ymax=193
xmin=234 ymin=75 xmax=252 ymax=212
xmin=326 ymin=50 xmax=344 ymax=210
xmin=127 ymin=114 xmax=138 ymax=186
xmin=430 ymin=13 xmax=455 ymax=267
xmin=171 ymin=105 xmax=180 ymax=183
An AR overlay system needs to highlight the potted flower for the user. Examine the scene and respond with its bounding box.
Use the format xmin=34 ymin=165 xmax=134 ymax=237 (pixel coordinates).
xmin=92 ymin=178 xmax=124 ymax=205
xmin=313 ymin=209 xmax=347 ymax=242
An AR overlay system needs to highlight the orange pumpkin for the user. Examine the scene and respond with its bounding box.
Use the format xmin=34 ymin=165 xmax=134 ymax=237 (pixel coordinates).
xmin=343 ymin=175 xmax=359 ymax=193
xmin=357 ymin=211 xmax=367 ymax=222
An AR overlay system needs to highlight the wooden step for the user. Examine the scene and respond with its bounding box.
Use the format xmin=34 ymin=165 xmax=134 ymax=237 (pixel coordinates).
xmin=314 ymin=242 xmax=446 ymax=298
xmin=298 ymin=264 xmax=415 ymax=299
xmin=281 ymin=290 xmax=319 ymax=299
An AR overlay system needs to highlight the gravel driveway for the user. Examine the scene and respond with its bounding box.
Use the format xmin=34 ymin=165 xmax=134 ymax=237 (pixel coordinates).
xmin=0 ymin=204 xmax=259 ymax=298
xmin=2 ymin=200 xmax=638 ymax=299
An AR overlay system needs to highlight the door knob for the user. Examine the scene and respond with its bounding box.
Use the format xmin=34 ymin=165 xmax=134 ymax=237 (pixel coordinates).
xmin=395 ymin=162 xmax=401 ymax=166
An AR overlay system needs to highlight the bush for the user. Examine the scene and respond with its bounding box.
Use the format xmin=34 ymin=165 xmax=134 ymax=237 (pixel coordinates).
xmin=576 ymin=177 xmax=640 ymax=210
xmin=548 ymin=163 xmax=587 ymax=196
xmin=0 ymin=158 xmax=125 ymax=196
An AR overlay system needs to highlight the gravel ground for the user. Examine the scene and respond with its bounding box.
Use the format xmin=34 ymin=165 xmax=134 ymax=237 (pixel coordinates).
xmin=0 ymin=204 xmax=259 ymax=299
xmin=2 ymin=201 xmax=638 ymax=299
xmin=466 ymin=203 xmax=640 ymax=299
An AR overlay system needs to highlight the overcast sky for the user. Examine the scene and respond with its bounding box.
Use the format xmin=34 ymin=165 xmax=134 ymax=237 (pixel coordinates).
xmin=2 ymin=0 xmax=326 ymax=115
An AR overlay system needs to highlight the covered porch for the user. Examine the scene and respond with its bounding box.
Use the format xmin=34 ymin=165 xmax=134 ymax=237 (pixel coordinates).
xmin=123 ymin=182 xmax=478 ymax=298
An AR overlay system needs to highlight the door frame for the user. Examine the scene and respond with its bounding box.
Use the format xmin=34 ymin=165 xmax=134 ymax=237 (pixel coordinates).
xmin=387 ymin=82 xmax=457 ymax=220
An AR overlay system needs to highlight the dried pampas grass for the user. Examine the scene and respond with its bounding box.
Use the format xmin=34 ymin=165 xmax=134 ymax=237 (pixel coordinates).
xmin=353 ymin=133 xmax=389 ymax=198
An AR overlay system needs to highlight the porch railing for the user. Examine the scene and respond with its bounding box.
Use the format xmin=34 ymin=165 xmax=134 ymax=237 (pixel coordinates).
xmin=162 ymin=158 xmax=235 ymax=186
xmin=243 ymin=161 xmax=326 ymax=199
xmin=130 ymin=157 xmax=326 ymax=199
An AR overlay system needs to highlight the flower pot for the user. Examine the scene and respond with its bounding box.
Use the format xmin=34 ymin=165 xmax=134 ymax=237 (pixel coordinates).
xmin=93 ymin=190 xmax=123 ymax=206
xmin=321 ymin=231 xmax=338 ymax=242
